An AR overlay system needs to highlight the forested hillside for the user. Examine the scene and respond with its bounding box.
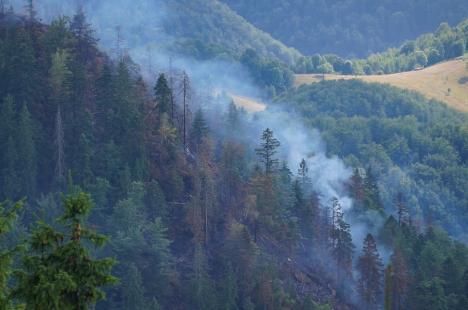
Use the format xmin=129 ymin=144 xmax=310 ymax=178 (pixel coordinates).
xmin=162 ymin=0 xmax=301 ymax=64
xmin=277 ymin=80 xmax=468 ymax=240
xmin=221 ymin=0 xmax=468 ymax=57
xmin=1 ymin=2 xmax=468 ymax=310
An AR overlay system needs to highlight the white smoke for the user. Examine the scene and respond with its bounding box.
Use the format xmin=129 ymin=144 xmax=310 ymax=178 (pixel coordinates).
xmin=11 ymin=0 xmax=386 ymax=258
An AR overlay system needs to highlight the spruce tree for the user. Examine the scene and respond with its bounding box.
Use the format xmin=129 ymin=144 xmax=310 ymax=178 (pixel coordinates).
xmin=357 ymin=234 xmax=384 ymax=309
xmin=13 ymin=192 xmax=118 ymax=309
xmin=297 ymin=158 xmax=310 ymax=187
xmin=190 ymin=109 xmax=209 ymax=153
xmin=17 ymin=103 xmax=37 ymax=198
xmin=255 ymin=128 xmax=280 ymax=175
xmin=154 ymin=74 xmax=172 ymax=117
xmin=0 ymin=201 xmax=22 ymax=310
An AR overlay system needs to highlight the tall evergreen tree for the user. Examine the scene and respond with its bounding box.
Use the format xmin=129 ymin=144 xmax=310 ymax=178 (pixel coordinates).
xmin=189 ymin=244 xmax=216 ymax=310
xmin=190 ymin=108 xmax=209 ymax=153
xmin=357 ymin=234 xmax=384 ymax=309
xmin=3 ymin=137 xmax=19 ymax=200
xmin=297 ymin=158 xmax=310 ymax=187
xmin=17 ymin=103 xmax=36 ymax=198
xmin=0 ymin=96 xmax=17 ymax=199
xmin=255 ymin=128 xmax=280 ymax=175
xmin=0 ymin=201 xmax=22 ymax=310
xmin=154 ymin=73 xmax=172 ymax=117
xmin=121 ymin=263 xmax=147 ymax=310
xmin=13 ymin=192 xmax=117 ymax=309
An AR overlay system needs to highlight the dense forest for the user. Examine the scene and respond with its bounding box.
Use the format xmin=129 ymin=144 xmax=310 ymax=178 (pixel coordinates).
xmin=221 ymin=0 xmax=468 ymax=57
xmin=1 ymin=2 xmax=468 ymax=310
xmin=277 ymin=80 xmax=468 ymax=240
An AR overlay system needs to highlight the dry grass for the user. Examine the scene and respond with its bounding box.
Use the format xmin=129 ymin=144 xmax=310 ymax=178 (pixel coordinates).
xmin=295 ymin=58 xmax=468 ymax=112
xmin=229 ymin=94 xmax=267 ymax=113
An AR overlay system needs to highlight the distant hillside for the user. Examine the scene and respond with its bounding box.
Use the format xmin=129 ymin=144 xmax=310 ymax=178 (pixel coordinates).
xmin=295 ymin=57 xmax=468 ymax=112
xmin=163 ymin=0 xmax=301 ymax=64
xmin=221 ymin=0 xmax=468 ymax=57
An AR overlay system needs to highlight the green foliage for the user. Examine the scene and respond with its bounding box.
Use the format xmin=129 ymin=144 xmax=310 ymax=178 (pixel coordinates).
xmin=166 ymin=0 xmax=301 ymax=64
xmin=154 ymin=74 xmax=172 ymax=116
xmin=13 ymin=192 xmax=117 ymax=310
xmin=255 ymin=128 xmax=281 ymax=175
xmin=278 ymin=80 xmax=468 ymax=238
xmin=0 ymin=201 xmax=22 ymax=310
xmin=357 ymin=234 xmax=383 ymax=308
xmin=294 ymin=20 xmax=468 ymax=75
xmin=241 ymin=49 xmax=294 ymax=94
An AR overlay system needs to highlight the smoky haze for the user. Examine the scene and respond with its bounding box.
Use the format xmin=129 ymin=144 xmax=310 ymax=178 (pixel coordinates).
xmin=9 ymin=0 xmax=388 ymax=302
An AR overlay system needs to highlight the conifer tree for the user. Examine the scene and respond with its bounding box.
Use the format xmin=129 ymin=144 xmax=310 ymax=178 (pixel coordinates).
xmin=24 ymin=0 xmax=36 ymax=23
xmin=255 ymin=128 xmax=280 ymax=175
xmin=395 ymin=193 xmax=409 ymax=226
xmin=13 ymin=192 xmax=118 ymax=309
xmin=330 ymin=199 xmax=354 ymax=284
xmin=222 ymin=264 xmax=239 ymax=310
xmin=390 ymin=249 xmax=410 ymax=310
xmin=17 ymin=103 xmax=36 ymax=198
xmin=384 ymin=264 xmax=393 ymax=310
xmin=190 ymin=108 xmax=209 ymax=153
xmin=3 ymin=137 xmax=19 ymax=200
xmin=70 ymin=6 xmax=97 ymax=60
xmin=0 ymin=96 xmax=17 ymax=199
xmin=0 ymin=201 xmax=22 ymax=310
xmin=50 ymin=49 xmax=70 ymax=187
xmin=189 ymin=244 xmax=216 ymax=310
xmin=121 ymin=263 xmax=147 ymax=310
xmin=297 ymin=158 xmax=310 ymax=187
xmin=363 ymin=168 xmax=383 ymax=211
xmin=357 ymin=234 xmax=384 ymax=309
xmin=154 ymin=73 xmax=172 ymax=117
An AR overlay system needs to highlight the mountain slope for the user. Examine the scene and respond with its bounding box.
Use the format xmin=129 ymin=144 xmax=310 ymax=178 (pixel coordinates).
xmin=9 ymin=0 xmax=302 ymax=65
xmin=221 ymin=0 xmax=468 ymax=57
xmin=277 ymin=80 xmax=468 ymax=239
xmin=295 ymin=57 xmax=468 ymax=112
xmin=163 ymin=0 xmax=301 ymax=64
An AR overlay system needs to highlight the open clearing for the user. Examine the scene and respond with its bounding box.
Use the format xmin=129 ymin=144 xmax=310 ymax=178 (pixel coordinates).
xmin=295 ymin=58 xmax=468 ymax=112
xmin=230 ymin=94 xmax=267 ymax=113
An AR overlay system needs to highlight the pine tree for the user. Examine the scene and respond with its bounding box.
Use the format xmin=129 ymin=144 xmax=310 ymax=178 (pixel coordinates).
xmin=331 ymin=200 xmax=354 ymax=284
xmin=384 ymin=264 xmax=393 ymax=310
xmin=189 ymin=244 xmax=217 ymax=310
xmin=50 ymin=49 xmax=71 ymax=188
xmin=190 ymin=109 xmax=209 ymax=153
xmin=154 ymin=73 xmax=172 ymax=117
xmin=0 ymin=96 xmax=17 ymax=200
xmin=3 ymin=137 xmax=19 ymax=200
xmin=121 ymin=263 xmax=147 ymax=310
xmin=70 ymin=6 xmax=97 ymax=60
xmin=24 ymin=0 xmax=36 ymax=23
xmin=357 ymin=234 xmax=384 ymax=309
xmin=395 ymin=193 xmax=409 ymax=226
xmin=390 ymin=249 xmax=410 ymax=310
xmin=0 ymin=201 xmax=22 ymax=310
xmin=222 ymin=264 xmax=239 ymax=310
xmin=255 ymin=128 xmax=280 ymax=175
xmin=297 ymin=158 xmax=310 ymax=187
xmin=17 ymin=103 xmax=36 ymax=198
xmin=13 ymin=192 xmax=118 ymax=309
xmin=363 ymin=168 xmax=383 ymax=211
